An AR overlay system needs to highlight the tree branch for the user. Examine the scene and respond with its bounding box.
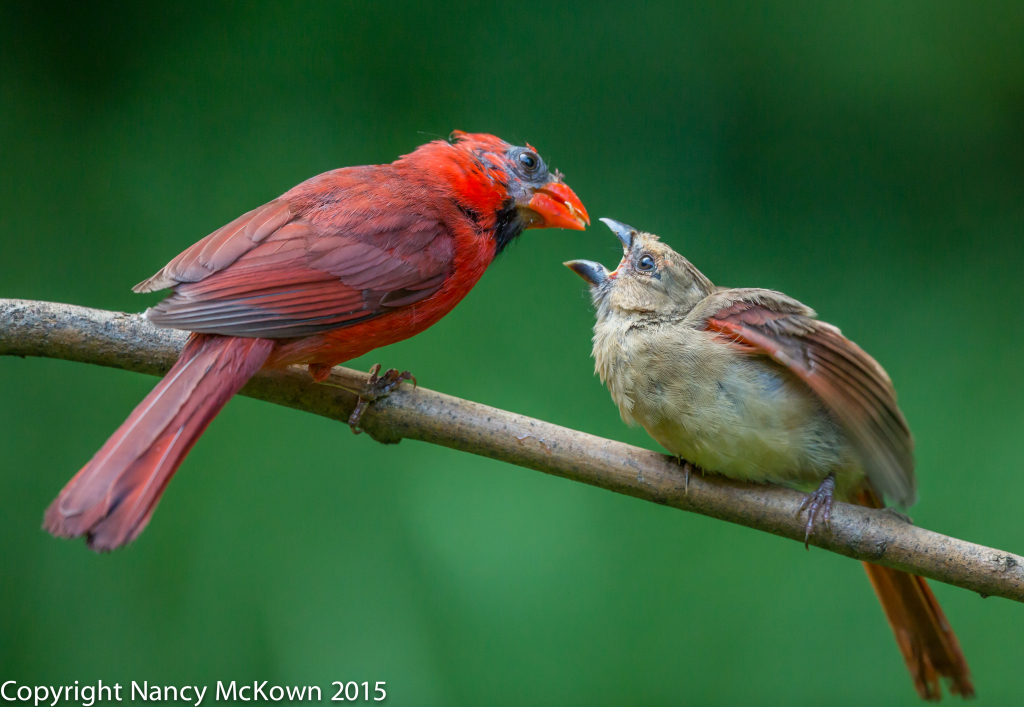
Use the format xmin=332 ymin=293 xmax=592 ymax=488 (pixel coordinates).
xmin=2 ymin=297 xmax=1022 ymax=602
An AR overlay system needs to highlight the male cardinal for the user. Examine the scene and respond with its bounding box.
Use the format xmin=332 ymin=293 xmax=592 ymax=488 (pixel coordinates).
xmin=565 ymin=219 xmax=972 ymax=700
xmin=45 ymin=132 xmax=589 ymax=552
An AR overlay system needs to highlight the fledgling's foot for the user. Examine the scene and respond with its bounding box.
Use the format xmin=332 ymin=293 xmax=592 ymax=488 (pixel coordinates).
xmin=348 ymin=363 xmax=416 ymax=434
xmin=674 ymin=456 xmax=696 ymax=494
xmin=797 ymin=473 xmax=836 ymax=549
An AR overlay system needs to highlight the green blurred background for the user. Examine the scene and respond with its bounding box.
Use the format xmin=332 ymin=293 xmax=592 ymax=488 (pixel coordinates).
xmin=2 ymin=2 xmax=1022 ymax=704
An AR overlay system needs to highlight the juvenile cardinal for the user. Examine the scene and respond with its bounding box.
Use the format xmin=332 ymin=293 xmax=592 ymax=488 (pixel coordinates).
xmin=565 ymin=219 xmax=972 ymax=700
xmin=45 ymin=132 xmax=588 ymax=552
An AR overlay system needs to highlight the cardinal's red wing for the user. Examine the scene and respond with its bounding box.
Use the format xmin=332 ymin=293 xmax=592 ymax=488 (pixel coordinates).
xmin=137 ymin=180 xmax=455 ymax=338
xmin=134 ymin=201 xmax=296 ymax=293
xmin=701 ymin=289 xmax=916 ymax=506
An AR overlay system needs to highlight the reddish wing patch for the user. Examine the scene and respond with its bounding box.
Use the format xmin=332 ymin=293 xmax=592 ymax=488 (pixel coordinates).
xmin=706 ymin=302 xmax=799 ymax=353
xmin=705 ymin=297 xmax=916 ymax=506
xmin=140 ymin=180 xmax=457 ymax=338
xmin=134 ymin=201 xmax=294 ymax=293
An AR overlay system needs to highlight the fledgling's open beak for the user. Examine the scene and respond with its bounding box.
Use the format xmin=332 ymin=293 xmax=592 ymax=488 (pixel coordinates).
xmin=525 ymin=181 xmax=590 ymax=231
xmin=599 ymin=218 xmax=637 ymax=250
xmin=564 ymin=259 xmax=609 ymax=286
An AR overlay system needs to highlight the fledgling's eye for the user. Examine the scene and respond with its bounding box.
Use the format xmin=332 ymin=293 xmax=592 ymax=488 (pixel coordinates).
xmin=518 ymin=151 xmax=539 ymax=172
xmin=637 ymin=254 xmax=656 ymax=272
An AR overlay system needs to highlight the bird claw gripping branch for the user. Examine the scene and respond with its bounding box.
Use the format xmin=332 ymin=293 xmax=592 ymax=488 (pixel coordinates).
xmin=797 ymin=473 xmax=836 ymax=549
xmin=565 ymin=219 xmax=973 ymax=699
xmin=43 ymin=132 xmax=588 ymax=553
xmin=348 ymin=363 xmax=416 ymax=434
xmin=674 ymin=457 xmax=696 ymax=495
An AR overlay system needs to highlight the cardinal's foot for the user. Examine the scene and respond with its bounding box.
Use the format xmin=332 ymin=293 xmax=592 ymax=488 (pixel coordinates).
xmin=348 ymin=363 xmax=416 ymax=435
xmin=797 ymin=473 xmax=836 ymax=549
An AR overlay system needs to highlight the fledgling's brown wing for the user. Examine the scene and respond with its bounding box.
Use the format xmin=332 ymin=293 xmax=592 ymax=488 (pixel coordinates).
xmin=695 ymin=288 xmax=916 ymax=507
xmin=133 ymin=170 xmax=455 ymax=338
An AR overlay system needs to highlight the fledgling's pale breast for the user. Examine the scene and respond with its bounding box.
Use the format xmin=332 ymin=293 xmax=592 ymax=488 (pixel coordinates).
xmin=573 ymin=223 xmax=912 ymax=504
xmin=592 ymin=305 xmax=859 ymax=491
xmin=568 ymin=221 xmax=971 ymax=701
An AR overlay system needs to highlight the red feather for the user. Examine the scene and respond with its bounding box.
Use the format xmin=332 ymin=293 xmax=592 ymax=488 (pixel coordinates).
xmin=44 ymin=335 xmax=274 ymax=551
xmin=46 ymin=133 xmax=588 ymax=550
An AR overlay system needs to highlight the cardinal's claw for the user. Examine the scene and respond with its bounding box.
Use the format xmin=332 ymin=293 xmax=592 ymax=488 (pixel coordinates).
xmin=348 ymin=364 xmax=415 ymax=434
xmin=797 ymin=473 xmax=836 ymax=549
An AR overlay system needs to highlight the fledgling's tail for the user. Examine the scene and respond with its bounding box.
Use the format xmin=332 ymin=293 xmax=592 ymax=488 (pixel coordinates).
xmin=855 ymin=486 xmax=974 ymax=700
xmin=44 ymin=334 xmax=274 ymax=552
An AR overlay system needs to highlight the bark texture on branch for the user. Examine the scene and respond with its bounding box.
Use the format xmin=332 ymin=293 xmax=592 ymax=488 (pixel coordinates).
xmin=2 ymin=297 xmax=1022 ymax=603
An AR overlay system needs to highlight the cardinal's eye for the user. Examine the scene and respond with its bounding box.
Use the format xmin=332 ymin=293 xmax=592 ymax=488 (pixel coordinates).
xmin=518 ymin=151 xmax=539 ymax=172
xmin=637 ymin=254 xmax=656 ymax=271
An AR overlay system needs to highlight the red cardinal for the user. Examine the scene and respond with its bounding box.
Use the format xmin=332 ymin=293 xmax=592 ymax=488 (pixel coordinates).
xmin=45 ymin=132 xmax=589 ymax=551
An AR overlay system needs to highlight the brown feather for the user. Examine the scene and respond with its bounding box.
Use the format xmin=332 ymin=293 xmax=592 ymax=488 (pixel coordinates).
xmin=578 ymin=226 xmax=970 ymax=699
xmin=855 ymin=486 xmax=974 ymax=700
xmin=704 ymin=290 xmax=916 ymax=507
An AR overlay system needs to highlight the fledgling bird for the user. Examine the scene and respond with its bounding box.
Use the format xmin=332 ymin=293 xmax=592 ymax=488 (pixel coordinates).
xmin=45 ymin=132 xmax=589 ymax=552
xmin=565 ymin=219 xmax=972 ymax=701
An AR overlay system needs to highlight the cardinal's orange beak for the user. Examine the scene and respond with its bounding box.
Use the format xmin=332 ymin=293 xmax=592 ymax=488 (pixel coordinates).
xmin=525 ymin=181 xmax=590 ymax=231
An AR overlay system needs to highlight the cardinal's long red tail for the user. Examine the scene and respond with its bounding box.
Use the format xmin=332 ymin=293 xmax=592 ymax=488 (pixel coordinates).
xmin=44 ymin=334 xmax=274 ymax=552
xmin=854 ymin=486 xmax=974 ymax=700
